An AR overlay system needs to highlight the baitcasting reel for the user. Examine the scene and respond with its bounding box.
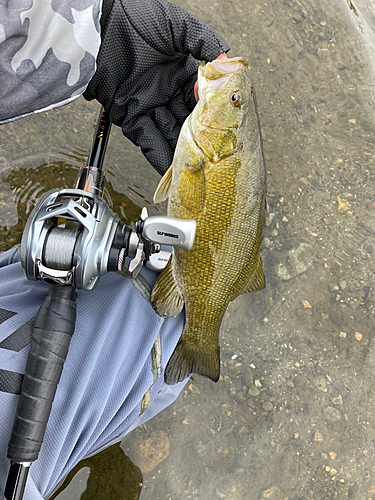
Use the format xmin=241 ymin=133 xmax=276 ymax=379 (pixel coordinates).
xmin=21 ymin=188 xmax=196 ymax=290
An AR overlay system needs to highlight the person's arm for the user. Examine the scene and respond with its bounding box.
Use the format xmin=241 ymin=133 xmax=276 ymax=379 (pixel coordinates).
xmin=84 ymin=0 xmax=230 ymax=174
xmin=0 ymin=0 xmax=101 ymax=124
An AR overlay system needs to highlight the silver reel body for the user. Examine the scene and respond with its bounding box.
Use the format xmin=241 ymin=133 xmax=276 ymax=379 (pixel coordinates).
xmin=21 ymin=189 xmax=196 ymax=290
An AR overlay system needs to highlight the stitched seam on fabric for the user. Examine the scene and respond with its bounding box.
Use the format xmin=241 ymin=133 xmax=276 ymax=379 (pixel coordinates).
xmin=130 ymin=274 xmax=152 ymax=302
xmin=118 ymin=0 xmax=173 ymax=57
xmin=8 ymin=244 xmax=20 ymax=265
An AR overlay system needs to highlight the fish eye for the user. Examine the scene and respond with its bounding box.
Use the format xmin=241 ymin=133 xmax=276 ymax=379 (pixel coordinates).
xmin=230 ymin=92 xmax=241 ymax=107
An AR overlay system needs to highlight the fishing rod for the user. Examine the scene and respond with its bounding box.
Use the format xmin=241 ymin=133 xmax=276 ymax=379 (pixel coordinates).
xmin=4 ymin=107 xmax=196 ymax=500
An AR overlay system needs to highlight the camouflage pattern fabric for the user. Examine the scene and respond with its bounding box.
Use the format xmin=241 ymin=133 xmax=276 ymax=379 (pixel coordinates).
xmin=0 ymin=0 xmax=103 ymax=124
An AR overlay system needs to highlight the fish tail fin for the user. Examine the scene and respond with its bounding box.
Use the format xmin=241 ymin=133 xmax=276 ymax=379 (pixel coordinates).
xmin=165 ymin=337 xmax=220 ymax=385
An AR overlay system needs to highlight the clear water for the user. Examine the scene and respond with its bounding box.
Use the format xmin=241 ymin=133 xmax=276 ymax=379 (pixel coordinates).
xmin=2 ymin=0 xmax=375 ymax=498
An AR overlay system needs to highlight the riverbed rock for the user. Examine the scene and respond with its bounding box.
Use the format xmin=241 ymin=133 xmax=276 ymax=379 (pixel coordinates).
xmin=276 ymin=242 xmax=315 ymax=280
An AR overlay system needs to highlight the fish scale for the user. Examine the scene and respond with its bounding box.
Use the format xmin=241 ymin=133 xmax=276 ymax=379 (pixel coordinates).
xmin=151 ymin=56 xmax=266 ymax=384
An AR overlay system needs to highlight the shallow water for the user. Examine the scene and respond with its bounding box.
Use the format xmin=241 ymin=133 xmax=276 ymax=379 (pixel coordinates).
xmin=0 ymin=99 xmax=163 ymax=253
xmin=2 ymin=0 xmax=375 ymax=498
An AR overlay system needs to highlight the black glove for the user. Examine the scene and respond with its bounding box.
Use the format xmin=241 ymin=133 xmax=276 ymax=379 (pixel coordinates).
xmin=84 ymin=0 xmax=230 ymax=175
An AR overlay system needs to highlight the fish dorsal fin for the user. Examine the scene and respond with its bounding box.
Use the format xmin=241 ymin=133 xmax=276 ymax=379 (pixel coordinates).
xmin=239 ymin=256 xmax=266 ymax=295
xmin=177 ymin=160 xmax=205 ymax=213
xmin=153 ymin=164 xmax=173 ymax=204
xmin=151 ymin=256 xmax=184 ymax=317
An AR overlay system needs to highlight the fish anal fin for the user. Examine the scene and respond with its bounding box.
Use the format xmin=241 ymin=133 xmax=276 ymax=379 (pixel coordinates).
xmin=153 ymin=164 xmax=173 ymax=204
xmin=151 ymin=257 xmax=184 ymax=317
xmin=240 ymin=256 xmax=266 ymax=295
xmin=178 ymin=159 xmax=205 ymax=213
xmin=165 ymin=338 xmax=220 ymax=385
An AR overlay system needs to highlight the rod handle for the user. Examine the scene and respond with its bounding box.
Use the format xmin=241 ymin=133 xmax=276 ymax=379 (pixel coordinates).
xmin=7 ymin=284 xmax=77 ymax=463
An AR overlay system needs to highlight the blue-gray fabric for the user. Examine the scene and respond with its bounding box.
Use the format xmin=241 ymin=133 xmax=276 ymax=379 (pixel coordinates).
xmin=0 ymin=247 xmax=186 ymax=499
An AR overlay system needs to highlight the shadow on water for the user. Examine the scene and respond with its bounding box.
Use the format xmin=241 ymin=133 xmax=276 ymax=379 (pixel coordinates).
xmin=49 ymin=444 xmax=142 ymax=500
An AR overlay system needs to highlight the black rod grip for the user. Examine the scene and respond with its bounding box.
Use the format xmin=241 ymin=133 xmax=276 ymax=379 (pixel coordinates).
xmin=7 ymin=284 xmax=77 ymax=463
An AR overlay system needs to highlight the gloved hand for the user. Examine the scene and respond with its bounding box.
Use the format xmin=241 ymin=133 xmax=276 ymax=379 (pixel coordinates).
xmin=84 ymin=0 xmax=230 ymax=175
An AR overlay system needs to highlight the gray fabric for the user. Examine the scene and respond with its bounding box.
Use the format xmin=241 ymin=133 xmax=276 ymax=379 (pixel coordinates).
xmin=0 ymin=317 xmax=34 ymax=352
xmin=51 ymin=0 xmax=98 ymax=24
xmin=0 ymin=247 xmax=186 ymax=499
xmin=0 ymin=368 xmax=24 ymax=395
xmin=0 ymin=309 xmax=16 ymax=326
xmin=0 ymin=0 xmax=102 ymax=124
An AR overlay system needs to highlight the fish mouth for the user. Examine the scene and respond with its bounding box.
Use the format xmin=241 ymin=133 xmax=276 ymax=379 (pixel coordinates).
xmin=197 ymin=56 xmax=249 ymax=100
xmin=194 ymin=56 xmax=249 ymax=135
xmin=200 ymin=57 xmax=249 ymax=81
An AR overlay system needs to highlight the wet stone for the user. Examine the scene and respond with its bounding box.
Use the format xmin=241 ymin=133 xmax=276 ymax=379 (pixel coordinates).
xmin=313 ymin=431 xmax=323 ymax=442
xmin=339 ymin=280 xmax=347 ymax=290
xmin=329 ymin=283 xmax=339 ymax=292
xmin=276 ymin=242 xmax=315 ymax=280
xmin=324 ymin=406 xmax=341 ymax=422
xmin=262 ymin=401 xmax=273 ymax=412
xmin=261 ymin=485 xmax=282 ymax=499
xmin=313 ymin=375 xmax=327 ymax=391
xmin=364 ymin=243 xmax=374 ymax=254
xmin=130 ymin=430 xmax=170 ymax=472
xmin=331 ymin=394 xmax=343 ymax=405
xmin=337 ymin=195 xmax=350 ymax=212
xmin=354 ymin=331 xmax=362 ymax=342
xmin=333 ymin=380 xmax=347 ymax=393
xmin=194 ymin=439 xmax=208 ymax=457
xmin=348 ymin=483 xmax=359 ymax=498
xmin=329 ymin=310 xmax=343 ymax=328
xmin=266 ymin=212 xmax=275 ymax=226
xmin=236 ymin=391 xmax=245 ymax=402
xmin=248 ymin=386 xmax=260 ymax=396
xmin=292 ymin=11 xmax=306 ymax=23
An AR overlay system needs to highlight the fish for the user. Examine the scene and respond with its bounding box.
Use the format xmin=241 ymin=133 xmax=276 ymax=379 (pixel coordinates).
xmin=151 ymin=56 xmax=266 ymax=385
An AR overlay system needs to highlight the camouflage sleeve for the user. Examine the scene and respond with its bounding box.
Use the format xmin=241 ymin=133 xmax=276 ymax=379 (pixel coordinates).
xmin=0 ymin=0 xmax=103 ymax=125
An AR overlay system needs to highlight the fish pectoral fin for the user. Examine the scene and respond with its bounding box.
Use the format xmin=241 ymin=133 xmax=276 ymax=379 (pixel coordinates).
xmin=201 ymin=130 xmax=238 ymax=161
xmin=153 ymin=164 xmax=173 ymax=204
xmin=239 ymin=256 xmax=266 ymax=295
xmin=178 ymin=159 xmax=205 ymax=213
xmin=165 ymin=338 xmax=220 ymax=385
xmin=151 ymin=257 xmax=184 ymax=317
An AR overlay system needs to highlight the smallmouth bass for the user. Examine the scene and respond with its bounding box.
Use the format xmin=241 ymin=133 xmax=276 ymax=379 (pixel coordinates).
xmin=152 ymin=56 xmax=266 ymax=385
